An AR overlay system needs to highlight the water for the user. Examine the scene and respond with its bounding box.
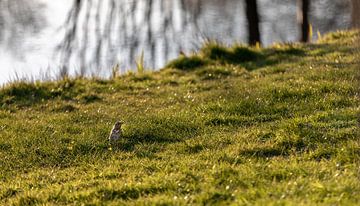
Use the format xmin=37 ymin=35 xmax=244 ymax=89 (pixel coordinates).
xmin=0 ymin=0 xmax=351 ymax=85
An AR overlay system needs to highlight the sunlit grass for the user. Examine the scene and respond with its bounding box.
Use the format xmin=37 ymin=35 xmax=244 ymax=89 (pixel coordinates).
xmin=0 ymin=30 xmax=359 ymax=205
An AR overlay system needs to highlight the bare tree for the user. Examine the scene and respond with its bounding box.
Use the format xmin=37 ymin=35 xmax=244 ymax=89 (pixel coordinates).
xmin=297 ymin=0 xmax=310 ymax=42
xmin=245 ymin=0 xmax=261 ymax=45
xmin=352 ymin=0 xmax=360 ymax=28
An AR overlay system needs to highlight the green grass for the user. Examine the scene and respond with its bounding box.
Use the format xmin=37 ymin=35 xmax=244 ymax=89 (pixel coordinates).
xmin=0 ymin=30 xmax=359 ymax=205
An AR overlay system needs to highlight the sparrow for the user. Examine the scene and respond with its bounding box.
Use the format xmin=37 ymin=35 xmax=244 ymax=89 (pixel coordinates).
xmin=109 ymin=121 xmax=123 ymax=145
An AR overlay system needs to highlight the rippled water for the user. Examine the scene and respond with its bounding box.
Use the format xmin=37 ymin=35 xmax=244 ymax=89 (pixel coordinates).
xmin=0 ymin=0 xmax=351 ymax=84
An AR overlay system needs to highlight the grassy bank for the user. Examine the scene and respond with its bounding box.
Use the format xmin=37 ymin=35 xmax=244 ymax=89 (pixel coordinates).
xmin=0 ymin=30 xmax=359 ymax=205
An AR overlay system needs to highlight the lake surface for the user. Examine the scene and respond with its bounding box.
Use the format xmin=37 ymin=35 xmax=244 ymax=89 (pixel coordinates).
xmin=0 ymin=0 xmax=351 ymax=84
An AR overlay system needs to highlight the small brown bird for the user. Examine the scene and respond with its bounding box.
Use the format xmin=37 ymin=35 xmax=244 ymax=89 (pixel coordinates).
xmin=109 ymin=121 xmax=123 ymax=145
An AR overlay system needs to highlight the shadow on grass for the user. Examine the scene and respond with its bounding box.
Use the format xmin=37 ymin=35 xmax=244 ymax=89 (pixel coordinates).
xmin=206 ymin=114 xmax=283 ymax=127
xmin=202 ymin=192 xmax=234 ymax=205
xmin=239 ymin=119 xmax=357 ymax=159
xmin=18 ymin=196 xmax=42 ymax=206
xmin=0 ymin=82 xmax=55 ymax=107
xmin=201 ymin=43 xmax=261 ymax=64
xmin=95 ymin=186 xmax=167 ymax=201
xmin=166 ymin=42 xmax=308 ymax=71
xmin=166 ymin=56 xmax=208 ymax=71
xmin=0 ymin=188 xmax=21 ymax=200
xmin=119 ymin=116 xmax=200 ymax=152
xmin=51 ymin=104 xmax=78 ymax=113
xmin=47 ymin=184 xmax=170 ymax=204
xmin=202 ymin=98 xmax=291 ymax=125
xmin=0 ymin=79 xmax=103 ymax=108
xmin=239 ymin=147 xmax=286 ymax=158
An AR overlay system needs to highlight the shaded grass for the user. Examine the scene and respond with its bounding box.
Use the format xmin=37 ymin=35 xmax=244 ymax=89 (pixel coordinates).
xmin=166 ymin=56 xmax=208 ymax=71
xmin=200 ymin=42 xmax=261 ymax=64
xmin=166 ymin=41 xmax=309 ymax=71
xmin=0 ymin=30 xmax=359 ymax=205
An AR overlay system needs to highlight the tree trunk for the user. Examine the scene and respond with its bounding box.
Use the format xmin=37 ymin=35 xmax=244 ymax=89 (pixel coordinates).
xmin=352 ymin=0 xmax=360 ymax=28
xmin=245 ymin=0 xmax=261 ymax=46
xmin=298 ymin=0 xmax=310 ymax=42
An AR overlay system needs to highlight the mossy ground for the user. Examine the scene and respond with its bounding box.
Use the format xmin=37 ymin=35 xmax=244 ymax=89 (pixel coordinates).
xmin=0 ymin=31 xmax=359 ymax=205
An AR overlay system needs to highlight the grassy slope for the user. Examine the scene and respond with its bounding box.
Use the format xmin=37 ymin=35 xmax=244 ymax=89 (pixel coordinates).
xmin=0 ymin=31 xmax=359 ymax=205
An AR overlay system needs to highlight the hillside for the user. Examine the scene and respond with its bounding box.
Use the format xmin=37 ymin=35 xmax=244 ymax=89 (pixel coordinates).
xmin=0 ymin=31 xmax=359 ymax=205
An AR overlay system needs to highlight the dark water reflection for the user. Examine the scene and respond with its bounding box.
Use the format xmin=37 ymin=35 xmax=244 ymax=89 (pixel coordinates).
xmin=0 ymin=0 xmax=351 ymax=83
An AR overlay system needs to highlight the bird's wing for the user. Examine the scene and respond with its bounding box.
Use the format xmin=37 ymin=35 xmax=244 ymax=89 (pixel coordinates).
xmin=108 ymin=129 xmax=115 ymax=140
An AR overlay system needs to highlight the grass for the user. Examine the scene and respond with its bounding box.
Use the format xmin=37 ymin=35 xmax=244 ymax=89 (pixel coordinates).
xmin=0 ymin=30 xmax=359 ymax=205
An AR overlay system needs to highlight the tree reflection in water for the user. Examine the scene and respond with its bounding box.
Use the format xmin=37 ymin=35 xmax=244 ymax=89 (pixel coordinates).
xmin=58 ymin=0 xmax=204 ymax=76
xmin=0 ymin=0 xmax=44 ymax=59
